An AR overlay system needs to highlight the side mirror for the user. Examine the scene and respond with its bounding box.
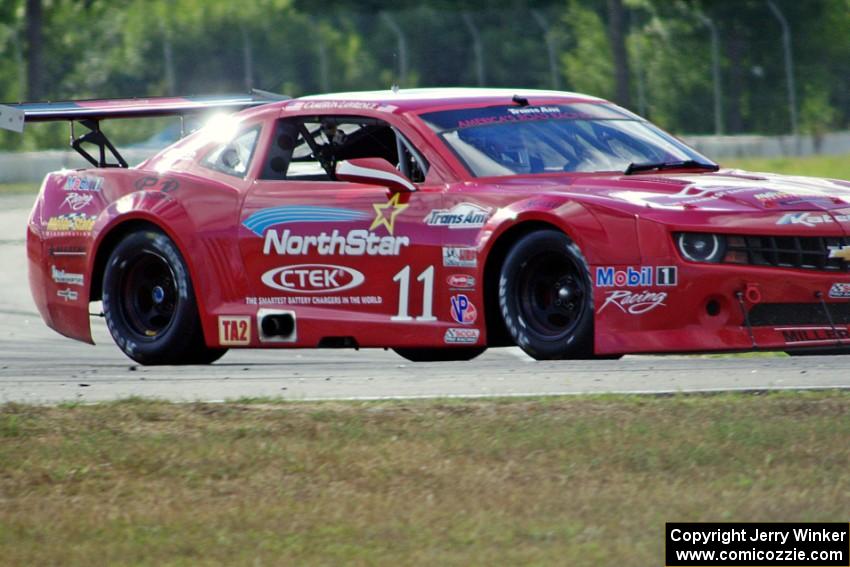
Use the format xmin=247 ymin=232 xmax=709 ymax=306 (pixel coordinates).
xmin=335 ymin=158 xmax=416 ymax=192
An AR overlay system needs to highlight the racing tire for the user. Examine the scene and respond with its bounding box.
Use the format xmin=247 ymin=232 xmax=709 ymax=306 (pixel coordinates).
xmin=102 ymin=229 xmax=227 ymax=366
xmin=499 ymin=230 xmax=594 ymax=360
xmin=393 ymin=347 xmax=487 ymax=362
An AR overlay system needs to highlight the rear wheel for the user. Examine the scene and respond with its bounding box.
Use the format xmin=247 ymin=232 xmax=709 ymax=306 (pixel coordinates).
xmin=499 ymin=230 xmax=594 ymax=360
xmin=102 ymin=229 xmax=226 ymax=365
xmin=393 ymin=347 xmax=487 ymax=362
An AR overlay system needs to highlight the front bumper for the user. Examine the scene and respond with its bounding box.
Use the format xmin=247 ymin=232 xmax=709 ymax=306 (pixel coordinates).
xmin=594 ymin=262 xmax=850 ymax=354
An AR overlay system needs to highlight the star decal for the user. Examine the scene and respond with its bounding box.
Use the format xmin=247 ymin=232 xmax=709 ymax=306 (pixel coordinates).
xmin=370 ymin=193 xmax=408 ymax=235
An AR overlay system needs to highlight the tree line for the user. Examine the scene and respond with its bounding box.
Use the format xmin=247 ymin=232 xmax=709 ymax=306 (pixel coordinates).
xmin=0 ymin=0 xmax=847 ymax=150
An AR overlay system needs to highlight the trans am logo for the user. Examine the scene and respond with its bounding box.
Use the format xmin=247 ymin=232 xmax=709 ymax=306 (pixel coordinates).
xmin=424 ymin=202 xmax=489 ymax=229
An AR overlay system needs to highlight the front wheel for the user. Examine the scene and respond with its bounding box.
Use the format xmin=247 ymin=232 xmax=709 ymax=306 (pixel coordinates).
xmin=499 ymin=230 xmax=594 ymax=360
xmin=393 ymin=347 xmax=487 ymax=362
xmin=102 ymin=229 xmax=227 ymax=365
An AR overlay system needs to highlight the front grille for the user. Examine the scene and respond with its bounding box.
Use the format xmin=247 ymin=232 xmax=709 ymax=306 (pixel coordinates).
xmin=725 ymin=235 xmax=850 ymax=272
xmin=748 ymin=302 xmax=850 ymax=326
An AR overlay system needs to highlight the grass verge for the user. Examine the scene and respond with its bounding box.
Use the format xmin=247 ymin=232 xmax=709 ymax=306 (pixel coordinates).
xmin=0 ymin=182 xmax=38 ymax=195
xmin=723 ymin=153 xmax=850 ymax=180
xmin=1 ymin=392 xmax=848 ymax=566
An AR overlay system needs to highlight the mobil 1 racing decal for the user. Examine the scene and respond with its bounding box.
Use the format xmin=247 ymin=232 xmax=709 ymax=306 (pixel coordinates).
xmin=424 ymin=202 xmax=490 ymax=229
xmin=61 ymin=192 xmax=96 ymax=211
xmin=450 ymin=294 xmax=478 ymax=324
xmin=595 ymin=265 xmax=676 ymax=315
xmin=595 ymin=266 xmax=677 ymax=287
xmin=244 ymin=195 xmax=410 ymax=257
xmin=64 ymin=175 xmax=103 ymax=192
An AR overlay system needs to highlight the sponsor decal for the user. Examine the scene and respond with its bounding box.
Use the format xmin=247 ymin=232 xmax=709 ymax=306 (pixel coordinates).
xmin=597 ymin=290 xmax=667 ymax=315
xmin=656 ymin=266 xmax=678 ymax=286
xmin=443 ymin=246 xmax=477 ymax=267
xmin=247 ymin=198 xmax=410 ymax=257
xmin=56 ymin=288 xmax=79 ymax=302
xmin=446 ymin=274 xmax=476 ymax=289
xmin=218 ymin=316 xmax=251 ymax=346
xmin=51 ymin=265 xmax=84 ymax=286
xmin=778 ymin=326 xmax=850 ymax=345
xmin=133 ymin=176 xmax=179 ymax=193
xmin=424 ymin=202 xmax=490 ymax=229
xmin=243 ymin=205 xmax=370 ymax=236
xmin=776 ymin=212 xmax=850 ymax=227
xmin=827 ymin=245 xmax=850 ymax=262
xmin=261 ymin=264 xmax=364 ymax=294
xmin=246 ymin=295 xmax=381 ymax=306
xmin=829 ymin=283 xmax=850 ymax=299
xmin=370 ymin=192 xmax=408 ymax=235
xmin=444 ymin=327 xmax=480 ymax=344
xmin=595 ymin=266 xmax=653 ymax=288
xmin=61 ymin=192 xmax=95 ymax=211
xmin=64 ymin=175 xmax=102 ymax=192
xmin=263 ymin=229 xmax=408 ymax=256
xmin=450 ymin=294 xmax=478 ymax=324
xmin=45 ymin=213 xmax=96 ymax=233
xmin=285 ymin=100 xmax=398 ymax=113
xmin=48 ymin=245 xmax=86 ymax=257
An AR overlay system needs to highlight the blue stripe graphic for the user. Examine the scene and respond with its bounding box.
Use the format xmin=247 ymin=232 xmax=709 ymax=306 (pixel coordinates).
xmin=242 ymin=206 xmax=369 ymax=236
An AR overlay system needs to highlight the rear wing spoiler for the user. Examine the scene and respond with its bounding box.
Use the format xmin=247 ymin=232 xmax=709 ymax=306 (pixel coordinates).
xmin=0 ymin=90 xmax=286 ymax=167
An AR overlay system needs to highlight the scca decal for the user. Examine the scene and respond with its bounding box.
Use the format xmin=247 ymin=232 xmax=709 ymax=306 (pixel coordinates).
xmin=261 ymin=264 xmax=365 ymax=294
xmin=218 ymin=316 xmax=251 ymax=346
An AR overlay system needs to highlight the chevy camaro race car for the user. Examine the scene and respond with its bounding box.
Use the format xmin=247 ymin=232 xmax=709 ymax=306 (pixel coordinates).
xmin=6 ymin=88 xmax=850 ymax=365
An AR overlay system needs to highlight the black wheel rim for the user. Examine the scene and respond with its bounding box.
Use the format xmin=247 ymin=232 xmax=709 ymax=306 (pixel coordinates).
xmin=118 ymin=251 xmax=178 ymax=340
xmin=517 ymin=249 xmax=588 ymax=340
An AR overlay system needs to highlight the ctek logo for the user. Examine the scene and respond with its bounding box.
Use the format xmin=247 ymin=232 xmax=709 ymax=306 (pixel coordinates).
xmin=595 ymin=266 xmax=653 ymax=288
xmin=261 ymin=264 xmax=365 ymax=294
xmin=424 ymin=203 xmax=490 ymax=229
xmin=218 ymin=316 xmax=251 ymax=346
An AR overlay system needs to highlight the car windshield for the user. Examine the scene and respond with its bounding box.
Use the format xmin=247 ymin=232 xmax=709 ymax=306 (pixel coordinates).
xmin=420 ymin=103 xmax=715 ymax=177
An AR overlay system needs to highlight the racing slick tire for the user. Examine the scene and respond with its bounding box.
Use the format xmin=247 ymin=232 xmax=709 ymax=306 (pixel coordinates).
xmin=393 ymin=347 xmax=487 ymax=362
xmin=499 ymin=230 xmax=594 ymax=360
xmin=102 ymin=229 xmax=227 ymax=366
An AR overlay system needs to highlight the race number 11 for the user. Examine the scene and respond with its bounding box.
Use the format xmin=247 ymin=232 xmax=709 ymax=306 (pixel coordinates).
xmin=392 ymin=265 xmax=436 ymax=322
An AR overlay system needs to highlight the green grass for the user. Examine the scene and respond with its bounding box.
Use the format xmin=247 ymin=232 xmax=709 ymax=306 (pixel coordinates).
xmin=1 ymin=392 xmax=848 ymax=566
xmin=0 ymin=182 xmax=38 ymax=195
xmin=723 ymin=153 xmax=850 ymax=180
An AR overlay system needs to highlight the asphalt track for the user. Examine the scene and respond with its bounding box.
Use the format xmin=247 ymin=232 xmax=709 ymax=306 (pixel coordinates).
xmin=2 ymin=194 xmax=849 ymax=404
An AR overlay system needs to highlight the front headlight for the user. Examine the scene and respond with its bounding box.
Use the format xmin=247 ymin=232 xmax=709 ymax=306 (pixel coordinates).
xmin=676 ymin=232 xmax=726 ymax=263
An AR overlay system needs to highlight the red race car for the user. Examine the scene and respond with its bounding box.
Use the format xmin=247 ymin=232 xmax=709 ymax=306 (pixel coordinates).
xmin=7 ymin=88 xmax=850 ymax=364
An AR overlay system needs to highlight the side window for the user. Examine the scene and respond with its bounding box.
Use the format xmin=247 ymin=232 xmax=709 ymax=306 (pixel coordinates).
xmin=260 ymin=116 xmax=429 ymax=183
xmin=201 ymin=126 xmax=261 ymax=178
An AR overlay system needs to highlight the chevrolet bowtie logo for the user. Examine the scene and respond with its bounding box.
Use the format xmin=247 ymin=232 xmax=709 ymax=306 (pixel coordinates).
xmin=828 ymin=245 xmax=850 ymax=261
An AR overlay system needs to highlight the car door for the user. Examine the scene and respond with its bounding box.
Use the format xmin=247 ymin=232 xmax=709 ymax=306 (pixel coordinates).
xmin=238 ymin=113 xmax=445 ymax=347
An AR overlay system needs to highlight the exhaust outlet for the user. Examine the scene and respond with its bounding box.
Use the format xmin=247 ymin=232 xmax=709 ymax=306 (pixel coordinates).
xmin=257 ymin=309 xmax=297 ymax=343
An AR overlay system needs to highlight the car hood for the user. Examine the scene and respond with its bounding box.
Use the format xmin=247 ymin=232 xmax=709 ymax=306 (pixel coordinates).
xmin=502 ymin=169 xmax=850 ymax=213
